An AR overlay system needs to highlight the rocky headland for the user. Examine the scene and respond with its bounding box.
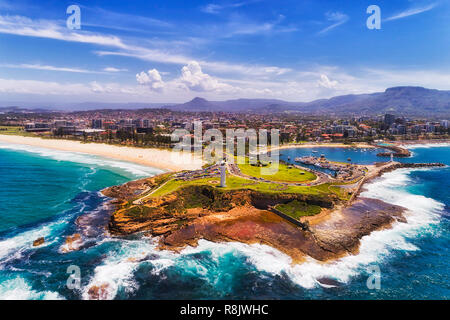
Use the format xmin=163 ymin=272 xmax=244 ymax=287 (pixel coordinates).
xmin=102 ymin=175 xmax=412 ymax=263
xmin=71 ymin=160 xmax=445 ymax=265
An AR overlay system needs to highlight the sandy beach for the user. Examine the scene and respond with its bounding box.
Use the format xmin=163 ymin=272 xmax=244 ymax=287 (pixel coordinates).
xmin=0 ymin=135 xmax=377 ymax=171
xmin=0 ymin=135 xmax=203 ymax=172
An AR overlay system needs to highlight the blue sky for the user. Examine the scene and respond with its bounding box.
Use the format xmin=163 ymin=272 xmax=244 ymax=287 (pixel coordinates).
xmin=0 ymin=0 xmax=448 ymax=104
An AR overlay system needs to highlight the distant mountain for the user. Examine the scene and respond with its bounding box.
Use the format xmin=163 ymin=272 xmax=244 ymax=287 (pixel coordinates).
xmin=170 ymin=87 xmax=450 ymax=117
xmin=64 ymin=102 xmax=172 ymax=111
xmin=0 ymin=106 xmax=53 ymax=113
xmin=170 ymin=97 xmax=301 ymax=113
xmin=0 ymin=102 xmax=173 ymax=111
xmin=2 ymin=86 xmax=448 ymax=116
xmin=301 ymin=87 xmax=450 ymax=116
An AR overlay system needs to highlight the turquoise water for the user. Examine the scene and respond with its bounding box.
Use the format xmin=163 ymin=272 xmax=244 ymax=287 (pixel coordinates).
xmin=0 ymin=142 xmax=448 ymax=299
xmin=280 ymin=146 xmax=387 ymax=165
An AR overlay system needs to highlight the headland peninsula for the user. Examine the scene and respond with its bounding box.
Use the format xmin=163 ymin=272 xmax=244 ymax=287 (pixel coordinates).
xmin=99 ymin=150 xmax=444 ymax=265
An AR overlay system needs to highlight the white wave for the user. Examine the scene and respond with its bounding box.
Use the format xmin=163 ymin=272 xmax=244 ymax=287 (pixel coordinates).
xmin=78 ymin=166 xmax=446 ymax=294
xmin=279 ymin=168 xmax=443 ymax=289
xmin=82 ymin=237 xmax=176 ymax=300
xmin=0 ymin=276 xmax=64 ymax=300
xmin=0 ymin=219 xmax=67 ymax=264
xmin=0 ymin=142 xmax=163 ymax=178
xmin=360 ymin=169 xmax=445 ymax=217
xmin=168 ymin=168 xmax=445 ymax=289
xmin=401 ymin=142 xmax=450 ymax=150
xmin=181 ymin=240 xmax=290 ymax=276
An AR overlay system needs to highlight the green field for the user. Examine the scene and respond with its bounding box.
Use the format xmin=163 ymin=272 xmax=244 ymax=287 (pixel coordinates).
xmin=150 ymin=177 xmax=220 ymax=198
xmin=147 ymin=174 xmax=331 ymax=199
xmin=237 ymin=159 xmax=316 ymax=182
xmin=275 ymin=200 xmax=322 ymax=219
xmin=0 ymin=126 xmax=34 ymax=137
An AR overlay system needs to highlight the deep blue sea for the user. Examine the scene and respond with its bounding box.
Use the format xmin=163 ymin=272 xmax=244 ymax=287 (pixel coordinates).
xmin=0 ymin=142 xmax=448 ymax=300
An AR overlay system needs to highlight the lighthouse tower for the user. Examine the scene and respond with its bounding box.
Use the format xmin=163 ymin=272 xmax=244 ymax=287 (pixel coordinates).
xmin=220 ymin=161 xmax=227 ymax=187
xmin=390 ymin=153 xmax=394 ymax=162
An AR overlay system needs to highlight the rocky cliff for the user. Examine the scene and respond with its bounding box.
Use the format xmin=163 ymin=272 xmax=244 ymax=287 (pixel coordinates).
xmin=104 ymin=181 xmax=406 ymax=263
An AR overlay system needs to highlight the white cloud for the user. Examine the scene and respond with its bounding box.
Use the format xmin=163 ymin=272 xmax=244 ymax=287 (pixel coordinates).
xmin=136 ymin=69 xmax=165 ymax=92
xmin=317 ymin=74 xmax=338 ymax=88
xmin=223 ymin=14 xmax=297 ymax=37
xmin=1 ymin=65 xmax=449 ymax=103
xmin=95 ymin=47 xmax=292 ymax=78
xmin=202 ymin=4 xmax=222 ymax=14
xmin=385 ymin=3 xmax=438 ymax=21
xmin=201 ymin=1 xmax=261 ymax=14
xmin=179 ymin=61 xmax=234 ymax=92
xmin=0 ymin=14 xmax=292 ymax=79
xmin=136 ymin=61 xmax=237 ymax=94
xmin=103 ymin=67 xmax=128 ymax=72
xmin=83 ymin=7 xmax=173 ymax=31
xmin=0 ymin=78 xmax=92 ymax=95
xmin=0 ymin=63 xmax=104 ymax=74
xmin=0 ymin=15 xmax=126 ymax=48
xmin=317 ymin=11 xmax=349 ymax=35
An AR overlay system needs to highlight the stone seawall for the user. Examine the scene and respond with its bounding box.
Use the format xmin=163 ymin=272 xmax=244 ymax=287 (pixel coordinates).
xmin=377 ymin=145 xmax=411 ymax=158
xmin=268 ymin=206 xmax=310 ymax=230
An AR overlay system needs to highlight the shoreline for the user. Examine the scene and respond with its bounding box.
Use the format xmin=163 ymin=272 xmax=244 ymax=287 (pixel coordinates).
xmin=263 ymin=142 xmax=376 ymax=153
xmin=397 ymin=139 xmax=450 ymax=146
xmin=266 ymin=139 xmax=450 ymax=153
xmin=66 ymin=141 xmax=445 ymax=272
xmin=0 ymin=134 xmax=203 ymax=172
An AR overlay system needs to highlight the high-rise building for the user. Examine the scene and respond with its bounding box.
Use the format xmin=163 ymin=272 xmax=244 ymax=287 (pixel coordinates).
xmin=91 ymin=119 xmax=103 ymax=129
xmin=384 ymin=114 xmax=396 ymax=126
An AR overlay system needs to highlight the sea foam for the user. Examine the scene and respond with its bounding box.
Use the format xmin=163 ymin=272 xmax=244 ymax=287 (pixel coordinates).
xmin=172 ymin=168 xmax=445 ymax=290
xmin=0 ymin=276 xmax=64 ymax=300
xmin=80 ymin=167 xmax=445 ymax=297
xmin=81 ymin=237 xmax=176 ymax=300
xmin=0 ymin=276 xmax=63 ymax=300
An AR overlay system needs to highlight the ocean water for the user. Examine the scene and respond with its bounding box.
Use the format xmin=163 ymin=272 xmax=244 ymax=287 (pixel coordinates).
xmin=0 ymin=142 xmax=448 ymax=300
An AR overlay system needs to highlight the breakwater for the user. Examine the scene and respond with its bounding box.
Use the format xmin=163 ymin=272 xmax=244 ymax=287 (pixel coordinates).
xmin=349 ymin=162 xmax=446 ymax=204
xmin=377 ymin=145 xmax=411 ymax=158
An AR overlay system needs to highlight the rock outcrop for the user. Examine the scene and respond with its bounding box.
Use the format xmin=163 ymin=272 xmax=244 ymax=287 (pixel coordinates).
xmin=105 ymin=181 xmax=406 ymax=263
xmin=33 ymin=237 xmax=45 ymax=247
xmin=108 ymin=185 xmax=337 ymax=237
xmin=377 ymin=145 xmax=411 ymax=158
xmin=60 ymin=233 xmax=84 ymax=253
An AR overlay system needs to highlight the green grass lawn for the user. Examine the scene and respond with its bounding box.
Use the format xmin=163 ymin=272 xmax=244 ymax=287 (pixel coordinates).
xmin=150 ymin=177 xmax=221 ymax=198
xmin=148 ymin=174 xmax=328 ymax=199
xmin=0 ymin=126 xmax=35 ymax=137
xmin=329 ymin=185 xmax=351 ymax=200
xmin=237 ymin=158 xmax=316 ymax=183
xmin=275 ymin=200 xmax=322 ymax=219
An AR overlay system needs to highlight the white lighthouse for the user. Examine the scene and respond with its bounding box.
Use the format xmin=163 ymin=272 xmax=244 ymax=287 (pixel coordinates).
xmin=220 ymin=161 xmax=227 ymax=187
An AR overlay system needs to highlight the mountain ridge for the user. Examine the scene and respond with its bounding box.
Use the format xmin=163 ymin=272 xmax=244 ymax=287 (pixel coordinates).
xmin=170 ymin=86 xmax=450 ymax=116
xmin=1 ymin=86 xmax=448 ymax=116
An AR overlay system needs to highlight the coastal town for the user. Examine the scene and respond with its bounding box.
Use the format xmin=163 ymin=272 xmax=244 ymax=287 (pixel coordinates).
xmin=0 ymin=108 xmax=449 ymax=149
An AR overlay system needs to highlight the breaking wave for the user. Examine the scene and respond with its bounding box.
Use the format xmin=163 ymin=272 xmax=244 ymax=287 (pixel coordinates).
xmin=0 ymin=276 xmax=64 ymax=300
